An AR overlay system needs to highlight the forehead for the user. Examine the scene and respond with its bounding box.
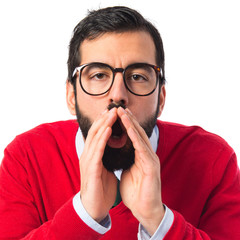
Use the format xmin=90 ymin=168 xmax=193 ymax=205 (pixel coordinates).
xmin=79 ymin=31 xmax=156 ymax=67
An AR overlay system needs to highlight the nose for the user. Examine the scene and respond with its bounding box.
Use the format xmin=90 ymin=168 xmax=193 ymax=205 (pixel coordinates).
xmin=108 ymin=71 xmax=129 ymax=106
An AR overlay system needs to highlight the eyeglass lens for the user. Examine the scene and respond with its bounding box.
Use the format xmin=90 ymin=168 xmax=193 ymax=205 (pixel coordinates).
xmin=80 ymin=63 xmax=157 ymax=96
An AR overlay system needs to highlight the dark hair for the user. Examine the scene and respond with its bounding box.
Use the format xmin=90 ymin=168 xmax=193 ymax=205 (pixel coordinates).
xmin=67 ymin=6 xmax=165 ymax=86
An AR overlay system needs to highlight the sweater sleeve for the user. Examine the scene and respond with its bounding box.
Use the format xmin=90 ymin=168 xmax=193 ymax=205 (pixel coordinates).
xmin=163 ymin=153 xmax=240 ymax=239
xmin=0 ymin=144 xmax=103 ymax=240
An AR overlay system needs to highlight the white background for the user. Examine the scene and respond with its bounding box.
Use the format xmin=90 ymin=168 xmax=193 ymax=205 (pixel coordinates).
xmin=0 ymin=0 xmax=239 ymax=163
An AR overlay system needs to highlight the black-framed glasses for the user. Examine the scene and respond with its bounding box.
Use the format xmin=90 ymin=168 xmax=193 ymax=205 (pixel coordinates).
xmin=72 ymin=62 xmax=163 ymax=96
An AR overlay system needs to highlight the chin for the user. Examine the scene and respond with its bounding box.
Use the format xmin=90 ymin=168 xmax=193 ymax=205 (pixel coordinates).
xmin=102 ymin=139 xmax=135 ymax=172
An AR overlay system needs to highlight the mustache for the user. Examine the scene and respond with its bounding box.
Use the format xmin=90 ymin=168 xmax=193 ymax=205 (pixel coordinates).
xmin=107 ymin=102 xmax=126 ymax=111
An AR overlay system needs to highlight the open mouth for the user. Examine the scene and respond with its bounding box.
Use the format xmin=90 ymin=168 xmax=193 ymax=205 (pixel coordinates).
xmin=111 ymin=118 xmax=124 ymax=138
xmin=107 ymin=117 xmax=127 ymax=148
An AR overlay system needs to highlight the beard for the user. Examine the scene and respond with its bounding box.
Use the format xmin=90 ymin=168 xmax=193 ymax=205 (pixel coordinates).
xmin=75 ymin=100 xmax=159 ymax=172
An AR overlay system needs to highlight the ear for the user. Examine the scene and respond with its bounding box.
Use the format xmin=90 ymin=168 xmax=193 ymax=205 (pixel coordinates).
xmin=158 ymin=85 xmax=166 ymax=117
xmin=66 ymin=81 xmax=76 ymax=116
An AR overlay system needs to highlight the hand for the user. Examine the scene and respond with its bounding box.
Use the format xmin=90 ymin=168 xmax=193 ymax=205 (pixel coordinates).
xmin=117 ymin=107 xmax=165 ymax=236
xmin=79 ymin=108 xmax=118 ymax=222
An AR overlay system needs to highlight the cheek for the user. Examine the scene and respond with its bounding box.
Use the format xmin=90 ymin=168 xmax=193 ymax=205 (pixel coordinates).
xmin=130 ymin=96 xmax=158 ymax=122
xmin=76 ymin=91 xmax=108 ymax=120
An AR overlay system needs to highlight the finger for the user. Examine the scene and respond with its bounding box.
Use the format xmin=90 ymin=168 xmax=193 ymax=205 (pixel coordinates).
xmin=85 ymin=108 xmax=117 ymax=147
xmin=127 ymin=124 xmax=149 ymax=155
xmin=125 ymin=108 xmax=152 ymax=148
xmin=126 ymin=124 xmax=160 ymax=176
xmin=80 ymin=127 xmax=112 ymax=179
xmin=117 ymin=107 xmax=159 ymax=169
xmin=81 ymin=109 xmax=117 ymax=168
xmin=91 ymin=126 xmax=112 ymax=166
xmin=86 ymin=109 xmax=110 ymax=140
xmin=117 ymin=107 xmax=152 ymax=150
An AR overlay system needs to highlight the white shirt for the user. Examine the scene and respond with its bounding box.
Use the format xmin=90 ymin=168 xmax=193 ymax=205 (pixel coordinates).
xmin=73 ymin=125 xmax=174 ymax=239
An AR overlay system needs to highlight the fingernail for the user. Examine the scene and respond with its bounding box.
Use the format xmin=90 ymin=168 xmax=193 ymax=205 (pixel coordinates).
xmin=126 ymin=108 xmax=133 ymax=115
xmin=109 ymin=107 xmax=117 ymax=113
xmin=119 ymin=106 xmax=127 ymax=113
xmin=101 ymin=109 xmax=108 ymax=115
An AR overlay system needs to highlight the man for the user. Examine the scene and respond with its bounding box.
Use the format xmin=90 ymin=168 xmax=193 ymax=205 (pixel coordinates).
xmin=0 ymin=6 xmax=239 ymax=240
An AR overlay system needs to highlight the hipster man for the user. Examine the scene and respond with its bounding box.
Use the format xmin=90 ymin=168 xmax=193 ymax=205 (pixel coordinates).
xmin=1 ymin=6 xmax=240 ymax=240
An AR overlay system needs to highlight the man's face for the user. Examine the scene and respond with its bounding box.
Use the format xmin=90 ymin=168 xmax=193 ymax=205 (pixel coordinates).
xmin=67 ymin=31 xmax=165 ymax=171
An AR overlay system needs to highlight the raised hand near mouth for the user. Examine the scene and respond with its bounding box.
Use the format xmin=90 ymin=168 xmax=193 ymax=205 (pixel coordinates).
xmin=79 ymin=106 xmax=164 ymax=235
xmin=79 ymin=108 xmax=118 ymax=223
xmin=117 ymin=107 xmax=165 ymax=236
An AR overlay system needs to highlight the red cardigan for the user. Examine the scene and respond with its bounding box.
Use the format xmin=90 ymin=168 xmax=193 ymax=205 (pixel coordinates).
xmin=0 ymin=120 xmax=240 ymax=239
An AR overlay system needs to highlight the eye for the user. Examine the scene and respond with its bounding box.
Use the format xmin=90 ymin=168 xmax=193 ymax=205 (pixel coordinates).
xmin=92 ymin=73 xmax=106 ymax=80
xmin=90 ymin=72 xmax=110 ymax=81
xmin=129 ymin=74 xmax=148 ymax=82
